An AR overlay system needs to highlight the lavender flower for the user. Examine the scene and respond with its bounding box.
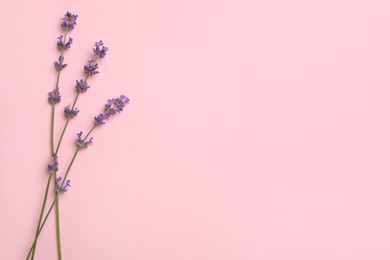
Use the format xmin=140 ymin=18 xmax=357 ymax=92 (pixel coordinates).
xmin=48 ymin=89 xmax=61 ymax=104
xmin=104 ymin=99 xmax=116 ymax=115
xmin=54 ymin=56 xmax=68 ymax=71
xmin=94 ymin=113 xmax=110 ymax=125
xmin=61 ymin=12 xmax=78 ymax=30
xmin=93 ymin=40 xmax=108 ymax=59
xmin=104 ymin=95 xmax=130 ymax=116
xmin=57 ymin=35 xmax=73 ymax=50
xmin=47 ymin=155 xmax=59 ymax=174
xmin=64 ymin=106 xmax=79 ymax=118
xmin=84 ymin=59 xmax=99 ymax=75
xmin=114 ymin=95 xmax=130 ymax=113
xmin=76 ymin=131 xmax=93 ymax=148
xmin=55 ymin=177 xmax=71 ymax=194
xmin=75 ymin=79 xmax=90 ymax=93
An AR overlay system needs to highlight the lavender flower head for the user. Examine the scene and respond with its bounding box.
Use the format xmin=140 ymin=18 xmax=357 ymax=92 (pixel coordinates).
xmin=97 ymin=95 xmax=130 ymax=125
xmin=104 ymin=95 xmax=130 ymax=115
xmin=48 ymin=89 xmax=61 ymax=104
xmin=64 ymin=106 xmax=79 ymax=118
xmin=55 ymin=177 xmax=71 ymax=194
xmin=104 ymin=99 xmax=116 ymax=115
xmin=61 ymin=12 xmax=78 ymax=30
xmin=94 ymin=113 xmax=110 ymax=125
xmin=54 ymin=56 xmax=68 ymax=71
xmin=57 ymin=35 xmax=73 ymax=50
xmin=76 ymin=131 xmax=93 ymax=148
xmin=93 ymin=40 xmax=108 ymax=59
xmin=75 ymin=79 xmax=90 ymax=93
xmin=84 ymin=59 xmax=99 ymax=76
xmin=47 ymin=155 xmax=59 ymax=174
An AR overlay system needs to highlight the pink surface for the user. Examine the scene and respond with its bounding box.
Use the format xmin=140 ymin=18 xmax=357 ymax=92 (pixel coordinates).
xmin=1 ymin=0 xmax=390 ymax=259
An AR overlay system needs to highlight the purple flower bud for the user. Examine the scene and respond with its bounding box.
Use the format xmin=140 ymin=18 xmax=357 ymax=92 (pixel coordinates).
xmin=97 ymin=95 xmax=130 ymax=125
xmin=114 ymin=95 xmax=130 ymax=113
xmin=84 ymin=59 xmax=99 ymax=76
xmin=57 ymin=35 xmax=73 ymax=50
xmin=75 ymin=79 xmax=90 ymax=93
xmin=76 ymin=131 xmax=93 ymax=148
xmin=55 ymin=177 xmax=71 ymax=194
xmin=47 ymin=155 xmax=59 ymax=174
xmin=48 ymin=89 xmax=61 ymax=104
xmin=61 ymin=12 xmax=78 ymax=30
xmin=93 ymin=40 xmax=108 ymax=59
xmin=94 ymin=113 xmax=110 ymax=125
xmin=64 ymin=106 xmax=79 ymax=118
xmin=104 ymin=99 xmax=116 ymax=115
xmin=54 ymin=56 xmax=68 ymax=71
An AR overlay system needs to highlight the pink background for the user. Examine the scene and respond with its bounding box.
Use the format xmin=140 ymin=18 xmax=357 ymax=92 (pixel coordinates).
xmin=1 ymin=0 xmax=390 ymax=259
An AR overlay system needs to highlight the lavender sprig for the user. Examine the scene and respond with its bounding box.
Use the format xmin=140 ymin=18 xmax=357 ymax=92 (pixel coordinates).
xmin=29 ymin=12 xmax=129 ymax=260
xmin=31 ymin=11 xmax=78 ymax=260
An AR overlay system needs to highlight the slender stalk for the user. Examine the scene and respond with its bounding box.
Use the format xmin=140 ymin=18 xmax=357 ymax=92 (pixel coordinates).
xmin=52 ymin=28 xmax=69 ymax=260
xmin=30 ymin=28 xmax=68 ymax=260
xmin=26 ymin=198 xmax=57 ymax=260
xmin=29 ymin=174 xmax=52 ymax=260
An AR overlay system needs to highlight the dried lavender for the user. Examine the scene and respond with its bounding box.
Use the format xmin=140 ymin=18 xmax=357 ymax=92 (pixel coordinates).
xmin=28 ymin=12 xmax=129 ymax=260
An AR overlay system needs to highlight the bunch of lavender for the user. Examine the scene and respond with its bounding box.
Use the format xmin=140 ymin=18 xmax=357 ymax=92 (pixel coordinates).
xmin=27 ymin=12 xmax=130 ymax=260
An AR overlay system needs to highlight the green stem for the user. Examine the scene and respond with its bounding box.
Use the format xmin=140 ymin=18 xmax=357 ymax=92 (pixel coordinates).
xmin=27 ymin=122 xmax=100 ymax=260
xmin=30 ymin=28 xmax=68 ymax=260
xmin=26 ymin=198 xmax=57 ymax=260
xmin=52 ymin=28 xmax=68 ymax=260
xmin=29 ymin=174 xmax=52 ymax=260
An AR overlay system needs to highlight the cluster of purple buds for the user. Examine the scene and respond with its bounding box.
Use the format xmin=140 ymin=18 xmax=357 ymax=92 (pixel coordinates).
xmin=94 ymin=113 xmax=110 ymax=125
xmin=93 ymin=41 xmax=108 ymax=59
xmin=84 ymin=60 xmax=99 ymax=76
xmin=75 ymin=79 xmax=90 ymax=93
xmin=47 ymin=155 xmax=59 ymax=174
xmin=55 ymin=177 xmax=71 ymax=194
xmin=95 ymin=95 xmax=130 ymax=125
xmin=57 ymin=35 xmax=73 ymax=50
xmin=54 ymin=56 xmax=68 ymax=71
xmin=105 ymin=95 xmax=131 ymax=115
xmin=61 ymin=12 xmax=78 ymax=30
xmin=76 ymin=132 xmax=93 ymax=148
xmin=48 ymin=89 xmax=61 ymax=104
xmin=64 ymin=106 xmax=79 ymax=118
